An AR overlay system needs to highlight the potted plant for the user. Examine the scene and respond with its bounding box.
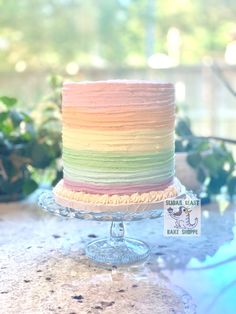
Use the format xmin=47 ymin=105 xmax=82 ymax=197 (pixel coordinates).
xmin=0 ymin=93 xmax=61 ymax=202
xmin=175 ymin=118 xmax=236 ymax=200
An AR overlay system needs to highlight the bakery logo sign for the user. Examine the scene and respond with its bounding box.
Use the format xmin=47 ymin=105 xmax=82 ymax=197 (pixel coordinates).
xmin=163 ymin=198 xmax=201 ymax=237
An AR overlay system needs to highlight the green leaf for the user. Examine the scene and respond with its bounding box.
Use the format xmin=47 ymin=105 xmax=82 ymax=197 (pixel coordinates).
xmin=31 ymin=143 xmax=53 ymax=168
xmin=206 ymin=169 xmax=229 ymax=195
xmin=197 ymin=166 xmax=206 ymax=183
xmin=0 ymin=118 xmax=14 ymax=135
xmin=194 ymin=140 xmax=209 ymax=152
xmin=1 ymin=156 xmax=16 ymax=177
xmin=0 ymin=132 xmax=4 ymax=145
xmin=0 ymin=139 xmax=13 ymax=156
xmin=21 ymin=112 xmax=32 ymax=122
xmin=0 ymin=177 xmax=24 ymax=194
xmin=227 ymin=176 xmax=236 ymax=197
xmin=22 ymin=178 xmax=38 ymax=195
xmin=207 ymin=177 xmax=223 ymax=195
xmin=9 ymin=110 xmax=24 ymax=127
xmin=0 ymin=96 xmax=17 ymax=108
xmin=175 ymin=119 xmax=193 ymax=137
xmin=0 ymin=112 xmax=8 ymax=123
xmin=228 ymin=155 xmax=235 ymax=172
xmin=187 ymin=152 xmax=201 ymax=168
xmin=212 ymin=145 xmax=228 ymax=161
xmin=202 ymin=154 xmax=218 ymax=176
xmin=13 ymin=143 xmax=31 ymax=157
xmin=175 ymin=139 xmax=186 ymax=152
xmin=20 ymin=123 xmax=36 ymax=141
xmin=52 ymin=170 xmax=63 ymax=186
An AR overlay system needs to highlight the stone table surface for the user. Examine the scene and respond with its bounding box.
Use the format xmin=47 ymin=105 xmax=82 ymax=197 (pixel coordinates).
xmin=0 ymin=191 xmax=236 ymax=314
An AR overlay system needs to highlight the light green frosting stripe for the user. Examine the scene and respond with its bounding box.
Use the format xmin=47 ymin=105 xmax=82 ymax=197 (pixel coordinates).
xmin=63 ymin=147 xmax=174 ymax=160
xmin=62 ymin=147 xmax=174 ymax=184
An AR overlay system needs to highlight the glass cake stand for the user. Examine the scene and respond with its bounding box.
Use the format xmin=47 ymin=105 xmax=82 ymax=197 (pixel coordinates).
xmin=38 ymin=182 xmax=188 ymax=266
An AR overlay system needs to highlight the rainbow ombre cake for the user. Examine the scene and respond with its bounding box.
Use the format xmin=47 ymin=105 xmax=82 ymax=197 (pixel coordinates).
xmin=53 ymin=80 xmax=180 ymax=212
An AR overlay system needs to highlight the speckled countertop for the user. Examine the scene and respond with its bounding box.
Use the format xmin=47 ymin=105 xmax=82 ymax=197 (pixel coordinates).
xmin=1 ymin=191 xmax=236 ymax=314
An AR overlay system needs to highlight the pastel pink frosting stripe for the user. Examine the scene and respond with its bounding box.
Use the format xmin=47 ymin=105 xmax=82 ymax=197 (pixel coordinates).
xmin=62 ymin=80 xmax=174 ymax=109
xmin=64 ymin=178 xmax=173 ymax=195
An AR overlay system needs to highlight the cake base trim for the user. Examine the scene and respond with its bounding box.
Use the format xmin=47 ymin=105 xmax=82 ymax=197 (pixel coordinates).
xmin=53 ymin=178 xmax=183 ymax=212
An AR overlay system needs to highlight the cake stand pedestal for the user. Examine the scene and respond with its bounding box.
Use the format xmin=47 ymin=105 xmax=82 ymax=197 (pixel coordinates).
xmin=87 ymin=220 xmax=150 ymax=265
xmin=38 ymin=185 xmax=188 ymax=266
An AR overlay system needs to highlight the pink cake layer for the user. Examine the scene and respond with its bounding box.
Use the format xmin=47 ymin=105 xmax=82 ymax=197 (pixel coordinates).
xmin=64 ymin=177 xmax=173 ymax=195
xmin=53 ymin=178 xmax=183 ymax=212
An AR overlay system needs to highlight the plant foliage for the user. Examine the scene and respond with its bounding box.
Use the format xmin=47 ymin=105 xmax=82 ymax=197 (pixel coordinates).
xmin=175 ymin=118 xmax=236 ymax=198
xmin=0 ymin=76 xmax=62 ymax=200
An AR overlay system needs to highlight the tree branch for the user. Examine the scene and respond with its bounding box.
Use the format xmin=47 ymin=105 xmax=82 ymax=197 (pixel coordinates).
xmin=182 ymin=135 xmax=236 ymax=145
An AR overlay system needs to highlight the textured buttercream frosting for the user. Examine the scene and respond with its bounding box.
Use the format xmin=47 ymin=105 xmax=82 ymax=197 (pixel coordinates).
xmin=53 ymin=80 xmax=177 ymax=211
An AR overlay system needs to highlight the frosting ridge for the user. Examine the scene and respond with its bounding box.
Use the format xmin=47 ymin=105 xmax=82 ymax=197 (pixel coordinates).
xmin=55 ymin=80 xmax=176 ymax=205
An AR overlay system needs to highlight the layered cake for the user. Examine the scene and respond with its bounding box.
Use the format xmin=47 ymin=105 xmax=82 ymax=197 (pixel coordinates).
xmin=53 ymin=80 xmax=180 ymax=212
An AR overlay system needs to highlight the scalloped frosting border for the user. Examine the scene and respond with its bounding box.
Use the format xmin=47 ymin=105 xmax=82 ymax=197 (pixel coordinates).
xmin=53 ymin=179 xmax=180 ymax=205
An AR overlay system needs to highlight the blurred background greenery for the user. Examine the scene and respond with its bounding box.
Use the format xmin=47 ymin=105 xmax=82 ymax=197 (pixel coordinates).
xmin=0 ymin=0 xmax=236 ymax=200
xmin=0 ymin=0 xmax=236 ymax=137
xmin=1 ymin=0 xmax=236 ymax=69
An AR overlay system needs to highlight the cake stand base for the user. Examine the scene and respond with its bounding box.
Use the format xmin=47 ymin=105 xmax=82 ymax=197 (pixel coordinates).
xmin=86 ymin=238 xmax=149 ymax=265
xmin=86 ymin=221 xmax=149 ymax=265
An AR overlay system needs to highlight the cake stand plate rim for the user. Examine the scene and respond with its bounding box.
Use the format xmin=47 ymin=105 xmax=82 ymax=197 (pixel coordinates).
xmin=38 ymin=178 xmax=191 ymax=222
